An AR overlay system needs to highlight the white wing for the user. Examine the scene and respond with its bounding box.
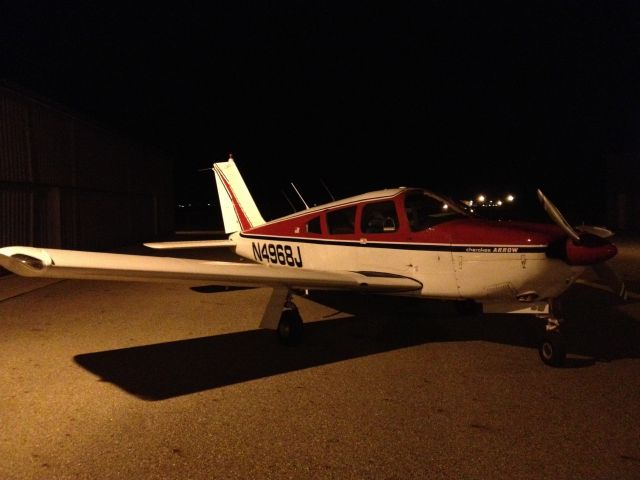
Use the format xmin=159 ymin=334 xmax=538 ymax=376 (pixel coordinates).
xmin=143 ymin=239 xmax=237 ymax=249
xmin=0 ymin=246 xmax=422 ymax=293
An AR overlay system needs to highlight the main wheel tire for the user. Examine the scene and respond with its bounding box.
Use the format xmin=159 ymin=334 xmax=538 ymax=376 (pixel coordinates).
xmin=277 ymin=308 xmax=303 ymax=346
xmin=539 ymin=331 xmax=566 ymax=367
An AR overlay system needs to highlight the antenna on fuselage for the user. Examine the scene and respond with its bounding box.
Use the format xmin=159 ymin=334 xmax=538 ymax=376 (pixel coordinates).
xmin=291 ymin=182 xmax=310 ymax=209
xmin=320 ymin=178 xmax=335 ymax=202
xmin=281 ymin=190 xmax=297 ymax=213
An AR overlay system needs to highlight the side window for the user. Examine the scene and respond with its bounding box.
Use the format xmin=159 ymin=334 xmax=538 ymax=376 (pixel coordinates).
xmin=305 ymin=216 xmax=322 ymax=234
xmin=361 ymin=201 xmax=399 ymax=234
xmin=327 ymin=206 xmax=356 ymax=234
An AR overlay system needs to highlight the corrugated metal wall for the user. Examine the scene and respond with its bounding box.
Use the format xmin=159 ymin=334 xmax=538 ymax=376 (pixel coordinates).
xmin=0 ymin=92 xmax=31 ymax=183
xmin=605 ymin=154 xmax=639 ymax=232
xmin=0 ymin=85 xmax=173 ymax=250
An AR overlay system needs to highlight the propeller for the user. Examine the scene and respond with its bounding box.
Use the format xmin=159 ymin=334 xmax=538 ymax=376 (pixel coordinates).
xmin=536 ymin=189 xmax=627 ymax=300
xmin=537 ymin=189 xmax=580 ymax=242
xmin=592 ymin=262 xmax=628 ymax=300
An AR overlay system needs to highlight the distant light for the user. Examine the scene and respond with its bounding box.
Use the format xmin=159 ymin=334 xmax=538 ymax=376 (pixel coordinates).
xmin=477 ymin=194 xmax=485 ymax=203
xmin=442 ymin=203 xmax=449 ymax=210
xmin=506 ymin=194 xmax=515 ymax=202
xmin=496 ymin=200 xmax=503 ymax=206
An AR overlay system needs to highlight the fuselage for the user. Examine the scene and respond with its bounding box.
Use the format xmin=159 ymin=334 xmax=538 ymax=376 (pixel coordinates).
xmin=231 ymin=188 xmax=587 ymax=304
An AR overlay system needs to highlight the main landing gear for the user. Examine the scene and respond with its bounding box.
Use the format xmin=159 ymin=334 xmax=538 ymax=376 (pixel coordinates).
xmin=260 ymin=287 xmax=304 ymax=346
xmin=538 ymin=303 xmax=567 ymax=367
xmin=277 ymin=301 xmax=304 ymax=346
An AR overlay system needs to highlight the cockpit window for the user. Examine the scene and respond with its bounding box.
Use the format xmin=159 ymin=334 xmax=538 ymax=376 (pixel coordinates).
xmin=404 ymin=191 xmax=467 ymax=231
xmin=306 ymin=216 xmax=322 ymax=234
xmin=327 ymin=206 xmax=356 ymax=234
xmin=361 ymin=201 xmax=398 ymax=233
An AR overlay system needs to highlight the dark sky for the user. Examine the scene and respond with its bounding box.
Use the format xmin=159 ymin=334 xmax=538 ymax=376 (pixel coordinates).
xmin=1 ymin=2 xmax=639 ymax=218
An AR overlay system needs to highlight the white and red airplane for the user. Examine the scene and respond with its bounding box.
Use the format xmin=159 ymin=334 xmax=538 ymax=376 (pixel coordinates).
xmin=0 ymin=156 xmax=625 ymax=366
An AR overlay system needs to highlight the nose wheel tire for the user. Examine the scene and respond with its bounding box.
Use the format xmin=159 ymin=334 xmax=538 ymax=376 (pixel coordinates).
xmin=539 ymin=331 xmax=566 ymax=367
xmin=277 ymin=308 xmax=303 ymax=346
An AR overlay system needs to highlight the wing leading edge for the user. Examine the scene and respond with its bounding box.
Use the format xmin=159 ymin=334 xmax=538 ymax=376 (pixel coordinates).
xmin=0 ymin=246 xmax=422 ymax=293
xmin=143 ymin=239 xmax=237 ymax=250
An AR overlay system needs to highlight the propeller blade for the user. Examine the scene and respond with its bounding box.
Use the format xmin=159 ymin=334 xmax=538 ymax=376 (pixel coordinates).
xmin=576 ymin=225 xmax=615 ymax=238
xmin=537 ymin=189 xmax=581 ymax=242
xmin=592 ymin=262 xmax=628 ymax=300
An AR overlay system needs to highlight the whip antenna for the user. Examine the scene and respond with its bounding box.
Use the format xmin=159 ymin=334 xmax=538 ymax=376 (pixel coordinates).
xmin=320 ymin=178 xmax=335 ymax=201
xmin=291 ymin=182 xmax=310 ymax=209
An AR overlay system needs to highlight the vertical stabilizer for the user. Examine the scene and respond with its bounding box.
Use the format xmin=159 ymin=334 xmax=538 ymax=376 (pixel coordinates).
xmin=213 ymin=156 xmax=265 ymax=233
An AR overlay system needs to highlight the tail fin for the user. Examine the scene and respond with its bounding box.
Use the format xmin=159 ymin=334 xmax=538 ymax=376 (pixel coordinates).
xmin=213 ymin=156 xmax=266 ymax=233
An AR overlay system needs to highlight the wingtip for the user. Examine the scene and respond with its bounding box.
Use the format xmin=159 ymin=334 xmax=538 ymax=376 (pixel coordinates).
xmin=0 ymin=246 xmax=52 ymax=276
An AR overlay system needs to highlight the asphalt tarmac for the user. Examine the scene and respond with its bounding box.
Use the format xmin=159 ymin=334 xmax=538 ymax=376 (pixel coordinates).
xmin=1 ymin=237 xmax=639 ymax=479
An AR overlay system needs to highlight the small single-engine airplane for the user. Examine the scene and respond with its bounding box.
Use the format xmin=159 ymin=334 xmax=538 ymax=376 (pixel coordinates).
xmin=0 ymin=156 xmax=626 ymax=366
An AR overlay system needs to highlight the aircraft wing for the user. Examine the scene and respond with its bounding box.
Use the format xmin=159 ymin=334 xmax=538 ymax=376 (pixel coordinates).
xmin=143 ymin=239 xmax=236 ymax=249
xmin=0 ymin=246 xmax=422 ymax=293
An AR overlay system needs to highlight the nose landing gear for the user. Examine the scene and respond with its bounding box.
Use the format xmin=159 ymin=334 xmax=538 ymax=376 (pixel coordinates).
xmin=538 ymin=305 xmax=566 ymax=367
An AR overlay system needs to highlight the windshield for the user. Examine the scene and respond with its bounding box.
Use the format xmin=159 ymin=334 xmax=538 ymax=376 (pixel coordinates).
xmin=404 ymin=190 xmax=471 ymax=232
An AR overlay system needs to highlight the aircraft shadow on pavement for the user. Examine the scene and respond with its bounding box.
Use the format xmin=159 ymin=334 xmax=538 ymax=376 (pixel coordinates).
xmin=310 ymin=286 xmax=640 ymax=363
xmin=74 ymin=312 xmax=448 ymax=401
xmin=74 ymin=285 xmax=640 ymax=401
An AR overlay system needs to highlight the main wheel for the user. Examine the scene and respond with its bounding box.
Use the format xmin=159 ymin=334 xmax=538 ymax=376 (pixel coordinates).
xmin=277 ymin=308 xmax=303 ymax=346
xmin=539 ymin=331 xmax=566 ymax=367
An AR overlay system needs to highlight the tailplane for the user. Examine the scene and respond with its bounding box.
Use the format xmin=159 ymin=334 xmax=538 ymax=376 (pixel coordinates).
xmin=213 ymin=155 xmax=265 ymax=233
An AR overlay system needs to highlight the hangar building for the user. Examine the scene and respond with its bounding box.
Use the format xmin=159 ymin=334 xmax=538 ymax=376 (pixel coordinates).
xmin=0 ymin=83 xmax=174 ymax=252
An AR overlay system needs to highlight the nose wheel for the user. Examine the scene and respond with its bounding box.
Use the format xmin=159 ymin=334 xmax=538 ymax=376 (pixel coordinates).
xmin=539 ymin=330 xmax=566 ymax=367
xmin=538 ymin=311 xmax=566 ymax=367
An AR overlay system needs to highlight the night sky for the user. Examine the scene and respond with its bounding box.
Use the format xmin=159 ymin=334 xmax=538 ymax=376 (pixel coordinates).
xmin=1 ymin=2 xmax=639 ymax=221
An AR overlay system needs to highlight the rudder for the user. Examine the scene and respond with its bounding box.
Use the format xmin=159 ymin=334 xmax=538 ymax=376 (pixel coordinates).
xmin=213 ymin=156 xmax=265 ymax=233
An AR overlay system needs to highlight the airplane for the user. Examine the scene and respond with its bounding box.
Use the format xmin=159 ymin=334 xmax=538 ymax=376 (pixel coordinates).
xmin=0 ymin=156 xmax=626 ymax=367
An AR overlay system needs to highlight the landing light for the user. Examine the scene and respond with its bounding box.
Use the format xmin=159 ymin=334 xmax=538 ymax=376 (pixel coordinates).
xmin=12 ymin=254 xmax=46 ymax=270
